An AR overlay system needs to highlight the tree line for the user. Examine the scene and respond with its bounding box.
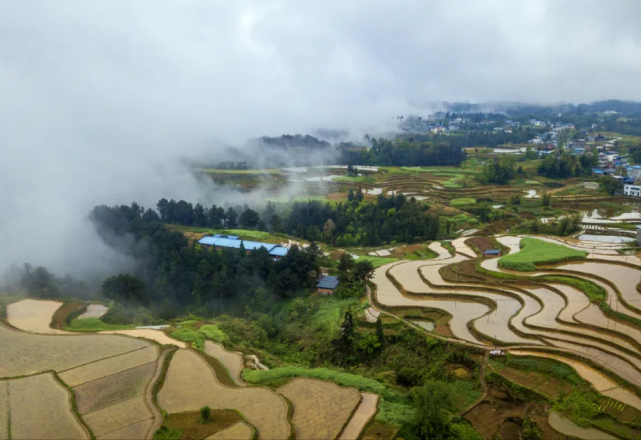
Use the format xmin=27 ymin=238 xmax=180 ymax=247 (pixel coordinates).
xmin=150 ymin=194 xmax=440 ymax=247
xmin=341 ymin=139 xmax=466 ymax=167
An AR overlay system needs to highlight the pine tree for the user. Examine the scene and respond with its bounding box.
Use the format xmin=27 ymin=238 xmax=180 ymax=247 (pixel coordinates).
xmin=375 ymin=316 xmax=385 ymax=345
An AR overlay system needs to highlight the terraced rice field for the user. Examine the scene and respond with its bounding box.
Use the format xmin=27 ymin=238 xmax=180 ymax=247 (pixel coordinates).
xmin=74 ymin=362 xmax=156 ymax=414
xmin=158 ymin=349 xmax=290 ymax=440
xmin=99 ymin=329 xmax=186 ymax=347
xmin=6 ymin=373 xmax=89 ymax=439
xmin=372 ymin=234 xmax=641 ymax=396
xmin=6 ymin=299 xmax=67 ymax=334
xmin=0 ymin=324 xmax=151 ymax=377
xmin=59 ymin=346 xmax=158 ymax=387
xmin=204 ymin=341 xmax=246 ymax=386
xmin=205 ymin=422 xmax=254 ymax=440
xmin=338 ymin=392 xmax=379 ymax=440
xmin=548 ymin=412 xmax=616 ymax=440
xmin=278 ymin=378 xmax=361 ymax=440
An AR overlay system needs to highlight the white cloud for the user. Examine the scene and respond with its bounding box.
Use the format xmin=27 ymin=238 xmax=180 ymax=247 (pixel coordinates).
xmin=1 ymin=0 xmax=640 ymax=275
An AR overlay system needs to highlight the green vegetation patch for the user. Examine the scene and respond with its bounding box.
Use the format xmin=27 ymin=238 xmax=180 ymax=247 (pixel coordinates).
xmin=171 ymin=328 xmax=205 ymax=349
xmin=68 ymin=318 xmax=135 ymax=332
xmin=356 ymin=256 xmax=399 ymax=268
xmin=498 ymin=237 xmax=587 ymax=271
xmin=199 ymin=324 xmax=228 ymax=343
xmin=449 ymin=198 xmax=477 ymax=207
xmin=535 ymin=275 xmax=606 ymax=301
xmin=242 ymin=366 xmax=388 ymax=395
xmin=376 ymin=399 xmax=416 ymax=427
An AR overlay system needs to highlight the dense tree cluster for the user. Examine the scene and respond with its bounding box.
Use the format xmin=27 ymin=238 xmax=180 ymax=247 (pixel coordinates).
xmin=89 ymin=203 xmax=320 ymax=318
xmin=282 ymin=195 xmax=440 ymax=247
xmin=537 ymin=153 xmax=597 ymax=178
xmin=150 ymin=194 xmax=439 ymax=247
xmin=341 ymin=139 xmax=466 ymax=167
xmin=479 ymin=155 xmax=516 ymax=185
xmin=259 ymin=134 xmax=332 ymax=149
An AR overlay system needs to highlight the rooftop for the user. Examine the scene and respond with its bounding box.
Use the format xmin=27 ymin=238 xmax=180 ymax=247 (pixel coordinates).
xmin=484 ymin=249 xmax=501 ymax=255
xmin=317 ymin=275 xmax=339 ymax=290
xmin=198 ymin=236 xmax=278 ymax=251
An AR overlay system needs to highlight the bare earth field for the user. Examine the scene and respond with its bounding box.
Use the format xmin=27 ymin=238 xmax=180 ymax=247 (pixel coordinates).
xmin=158 ymin=349 xmax=290 ymax=440
xmin=0 ymin=324 xmax=151 ymax=376
xmin=6 ymin=299 xmax=67 ymax=334
xmin=74 ymin=362 xmax=156 ymax=414
xmin=0 ymin=382 xmax=8 ymax=439
xmin=278 ymin=377 xmax=361 ymax=440
xmin=338 ymin=392 xmax=380 ymax=440
xmin=204 ymin=341 xmax=245 ymax=386
xmin=7 ymin=373 xmax=88 ymax=439
xmin=96 ymin=418 xmax=153 ymax=440
xmin=82 ymin=395 xmax=153 ymax=438
xmin=205 ymin=421 xmax=254 ymax=440
xmin=100 ymin=329 xmax=186 ymax=347
xmin=59 ymin=345 xmax=158 ymax=387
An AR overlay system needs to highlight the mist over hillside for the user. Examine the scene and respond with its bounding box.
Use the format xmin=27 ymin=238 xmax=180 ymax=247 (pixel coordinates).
xmin=1 ymin=0 xmax=641 ymax=279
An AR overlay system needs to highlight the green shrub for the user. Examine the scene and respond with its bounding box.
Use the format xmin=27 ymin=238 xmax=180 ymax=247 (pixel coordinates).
xmin=200 ymin=405 xmax=211 ymax=422
xmin=498 ymin=238 xmax=587 ymax=271
xmin=450 ymin=198 xmax=477 ymax=207
xmin=375 ymin=399 xmax=416 ymax=427
xmin=68 ymin=318 xmax=134 ymax=331
xmin=171 ymin=328 xmax=205 ymax=349
xmin=199 ymin=324 xmax=228 ymax=343
xmin=242 ymin=366 xmax=387 ymax=395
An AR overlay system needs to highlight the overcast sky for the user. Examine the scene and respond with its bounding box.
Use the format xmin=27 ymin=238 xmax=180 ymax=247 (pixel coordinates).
xmin=1 ymin=0 xmax=641 ymax=276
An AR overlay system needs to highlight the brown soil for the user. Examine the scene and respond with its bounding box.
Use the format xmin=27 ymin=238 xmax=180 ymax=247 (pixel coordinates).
xmin=361 ymin=422 xmax=398 ymax=440
xmin=467 ymin=236 xmax=495 ymax=255
xmin=162 ymin=409 xmax=243 ymax=440
xmin=465 ymin=384 xmax=553 ymax=440
xmin=51 ymin=302 xmax=86 ymax=329
xmin=198 ymin=348 xmax=240 ymax=388
xmin=433 ymin=315 xmax=454 ymax=338
xmin=531 ymin=414 xmax=567 ymax=440
xmin=496 ymin=367 xmax=572 ymax=400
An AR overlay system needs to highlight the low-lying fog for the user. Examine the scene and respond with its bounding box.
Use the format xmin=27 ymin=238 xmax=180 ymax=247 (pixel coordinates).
xmin=1 ymin=0 xmax=641 ymax=279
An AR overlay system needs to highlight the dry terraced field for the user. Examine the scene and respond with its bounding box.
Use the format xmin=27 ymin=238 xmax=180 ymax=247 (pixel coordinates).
xmin=158 ymin=349 xmax=290 ymax=440
xmin=278 ymin=378 xmax=361 ymax=440
xmin=4 ymin=373 xmax=89 ymax=439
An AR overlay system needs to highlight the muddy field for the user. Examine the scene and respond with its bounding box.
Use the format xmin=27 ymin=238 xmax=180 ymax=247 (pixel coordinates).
xmin=205 ymin=421 xmax=254 ymax=440
xmin=0 ymin=324 xmax=151 ymax=376
xmin=99 ymin=329 xmax=186 ymax=347
xmin=74 ymin=362 xmax=156 ymax=414
xmin=82 ymin=395 xmax=153 ymax=438
xmin=278 ymin=378 xmax=361 ymax=440
xmin=204 ymin=341 xmax=245 ymax=386
xmin=338 ymin=392 xmax=379 ymax=440
xmin=6 ymin=299 xmax=67 ymax=334
xmin=7 ymin=373 xmax=89 ymax=439
xmin=158 ymin=349 xmax=290 ymax=440
xmin=59 ymin=346 xmax=158 ymax=387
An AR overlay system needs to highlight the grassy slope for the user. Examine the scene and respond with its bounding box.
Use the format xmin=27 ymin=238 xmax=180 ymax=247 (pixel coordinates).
xmin=498 ymin=237 xmax=587 ymax=271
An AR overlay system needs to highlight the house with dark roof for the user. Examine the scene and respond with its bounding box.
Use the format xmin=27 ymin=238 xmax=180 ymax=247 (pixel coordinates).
xmin=316 ymin=275 xmax=339 ymax=295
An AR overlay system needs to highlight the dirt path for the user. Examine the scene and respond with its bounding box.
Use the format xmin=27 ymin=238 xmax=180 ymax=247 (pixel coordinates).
xmin=144 ymin=350 xmax=170 ymax=439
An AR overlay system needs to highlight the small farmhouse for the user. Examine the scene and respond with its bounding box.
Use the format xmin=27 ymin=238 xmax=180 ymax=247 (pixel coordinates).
xmin=316 ymin=275 xmax=339 ymax=295
xmin=483 ymin=249 xmax=502 ymax=258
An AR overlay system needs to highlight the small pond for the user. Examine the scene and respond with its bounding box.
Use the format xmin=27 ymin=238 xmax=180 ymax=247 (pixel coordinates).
xmin=411 ymin=320 xmax=435 ymax=332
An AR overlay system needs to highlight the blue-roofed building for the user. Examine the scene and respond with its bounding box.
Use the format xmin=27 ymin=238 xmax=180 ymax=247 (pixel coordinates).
xmin=592 ymin=167 xmax=604 ymax=175
xmin=483 ymin=249 xmax=502 ymax=258
xmin=628 ymin=165 xmax=641 ymax=181
xmin=317 ymin=275 xmax=339 ymax=295
xmin=269 ymin=246 xmax=289 ymax=260
xmin=198 ymin=235 xmax=289 ymax=259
